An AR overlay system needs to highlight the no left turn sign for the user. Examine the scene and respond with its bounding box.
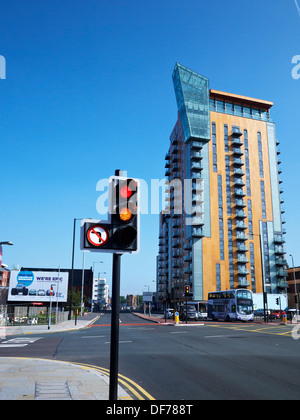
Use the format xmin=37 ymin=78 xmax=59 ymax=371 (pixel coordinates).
xmin=86 ymin=224 xmax=109 ymax=247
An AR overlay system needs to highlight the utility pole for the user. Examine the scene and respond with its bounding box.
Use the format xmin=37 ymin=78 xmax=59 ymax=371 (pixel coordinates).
xmin=109 ymin=251 xmax=122 ymax=400
xmin=109 ymin=169 xmax=122 ymax=401
xmin=290 ymin=254 xmax=299 ymax=317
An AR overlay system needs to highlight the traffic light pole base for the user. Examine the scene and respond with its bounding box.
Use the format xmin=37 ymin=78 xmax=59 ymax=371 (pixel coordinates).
xmin=109 ymin=252 xmax=122 ymax=401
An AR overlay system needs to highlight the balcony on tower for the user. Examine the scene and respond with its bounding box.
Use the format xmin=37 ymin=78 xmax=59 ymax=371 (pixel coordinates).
xmin=233 ymin=148 xmax=244 ymax=156
xmin=232 ymin=137 xmax=243 ymax=146
xmin=233 ymin=157 xmax=244 ymax=166
xmin=232 ymin=127 xmax=243 ymax=137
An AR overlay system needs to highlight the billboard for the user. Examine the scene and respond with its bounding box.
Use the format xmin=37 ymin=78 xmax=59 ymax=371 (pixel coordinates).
xmin=8 ymin=270 xmax=69 ymax=303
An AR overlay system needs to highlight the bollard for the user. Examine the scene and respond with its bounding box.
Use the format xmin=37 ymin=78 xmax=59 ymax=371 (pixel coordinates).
xmin=175 ymin=311 xmax=179 ymax=324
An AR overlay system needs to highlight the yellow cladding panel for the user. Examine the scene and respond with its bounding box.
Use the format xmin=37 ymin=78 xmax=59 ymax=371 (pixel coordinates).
xmin=202 ymin=112 xmax=273 ymax=299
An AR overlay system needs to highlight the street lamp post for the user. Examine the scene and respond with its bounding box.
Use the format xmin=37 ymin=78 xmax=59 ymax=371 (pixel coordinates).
xmin=252 ymin=231 xmax=268 ymax=322
xmin=80 ymin=252 xmax=86 ymax=316
xmin=290 ymin=254 xmax=299 ymax=316
xmin=258 ymin=232 xmax=268 ymax=323
xmin=68 ymin=218 xmax=85 ymax=320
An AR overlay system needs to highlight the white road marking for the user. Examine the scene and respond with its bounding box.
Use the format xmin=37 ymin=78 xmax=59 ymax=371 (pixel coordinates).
xmin=0 ymin=337 xmax=42 ymax=348
xmin=0 ymin=344 xmax=28 ymax=348
xmin=81 ymin=335 xmax=105 ymax=339
xmin=204 ymin=335 xmax=227 ymax=338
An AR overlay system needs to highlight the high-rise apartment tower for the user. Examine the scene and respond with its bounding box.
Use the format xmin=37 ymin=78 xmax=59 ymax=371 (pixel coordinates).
xmin=157 ymin=63 xmax=287 ymax=307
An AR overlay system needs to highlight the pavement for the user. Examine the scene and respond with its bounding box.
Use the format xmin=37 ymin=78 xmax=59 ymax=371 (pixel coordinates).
xmin=0 ymin=314 xmax=133 ymax=400
xmin=132 ymin=312 xmax=298 ymax=326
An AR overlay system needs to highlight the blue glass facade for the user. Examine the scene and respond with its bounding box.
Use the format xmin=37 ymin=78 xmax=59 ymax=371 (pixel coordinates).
xmin=172 ymin=63 xmax=210 ymax=142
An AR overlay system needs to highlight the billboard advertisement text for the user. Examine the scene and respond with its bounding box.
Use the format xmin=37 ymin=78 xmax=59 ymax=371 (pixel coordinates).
xmin=8 ymin=270 xmax=69 ymax=303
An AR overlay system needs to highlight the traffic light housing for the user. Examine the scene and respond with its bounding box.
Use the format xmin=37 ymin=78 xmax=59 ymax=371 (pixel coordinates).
xmin=109 ymin=176 xmax=140 ymax=253
xmin=185 ymin=285 xmax=191 ymax=296
xmin=80 ymin=175 xmax=140 ymax=254
xmin=276 ymin=298 xmax=279 ymax=305
xmin=80 ymin=174 xmax=140 ymax=254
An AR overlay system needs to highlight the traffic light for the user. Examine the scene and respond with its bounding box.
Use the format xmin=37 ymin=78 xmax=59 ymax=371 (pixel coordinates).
xmin=80 ymin=174 xmax=140 ymax=254
xmin=109 ymin=176 xmax=140 ymax=253
xmin=276 ymin=298 xmax=279 ymax=305
xmin=185 ymin=285 xmax=190 ymax=296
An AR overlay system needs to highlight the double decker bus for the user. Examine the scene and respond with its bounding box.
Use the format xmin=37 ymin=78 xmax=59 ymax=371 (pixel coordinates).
xmin=207 ymin=289 xmax=254 ymax=322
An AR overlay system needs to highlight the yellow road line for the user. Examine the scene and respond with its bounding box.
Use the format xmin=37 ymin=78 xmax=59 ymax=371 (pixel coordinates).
xmin=12 ymin=357 xmax=155 ymax=401
xmin=208 ymin=323 xmax=294 ymax=337
xmin=78 ymin=362 xmax=155 ymax=400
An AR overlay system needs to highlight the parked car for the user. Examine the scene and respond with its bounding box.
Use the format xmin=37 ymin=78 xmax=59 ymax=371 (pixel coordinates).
xmin=197 ymin=311 xmax=208 ymax=319
xmin=271 ymin=310 xmax=283 ymax=320
xmin=254 ymin=309 xmax=270 ymax=317
xmin=180 ymin=305 xmax=198 ymax=321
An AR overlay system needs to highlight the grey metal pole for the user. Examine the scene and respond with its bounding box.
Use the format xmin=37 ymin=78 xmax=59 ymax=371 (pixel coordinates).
xmin=80 ymin=252 xmax=85 ymax=316
xmin=109 ymin=252 xmax=121 ymax=400
xmin=290 ymin=254 xmax=299 ymax=316
xmin=68 ymin=218 xmax=76 ymax=320
xmin=259 ymin=231 xmax=267 ymax=322
xmin=109 ymin=169 xmax=123 ymax=401
xmin=55 ymin=266 xmax=60 ymax=324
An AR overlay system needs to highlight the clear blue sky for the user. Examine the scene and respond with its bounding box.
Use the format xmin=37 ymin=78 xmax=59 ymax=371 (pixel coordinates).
xmin=0 ymin=0 xmax=299 ymax=296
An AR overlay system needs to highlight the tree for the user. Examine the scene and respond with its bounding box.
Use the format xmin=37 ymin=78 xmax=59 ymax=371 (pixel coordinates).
xmin=67 ymin=288 xmax=83 ymax=310
xmin=120 ymin=296 xmax=126 ymax=305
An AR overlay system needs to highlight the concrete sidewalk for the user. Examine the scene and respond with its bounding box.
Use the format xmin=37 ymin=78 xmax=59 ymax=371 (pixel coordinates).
xmin=0 ymin=314 xmax=132 ymax=400
xmin=0 ymin=357 xmax=132 ymax=400
xmin=132 ymin=312 xmax=293 ymax=326
xmin=0 ymin=314 xmax=100 ymax=337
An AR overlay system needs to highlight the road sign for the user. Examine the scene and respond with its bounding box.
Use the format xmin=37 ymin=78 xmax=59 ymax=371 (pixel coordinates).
xmin=80 ymin=219 xmax=112 ymax=252
xmin=86 ymin=224 xmax=109 ymax=247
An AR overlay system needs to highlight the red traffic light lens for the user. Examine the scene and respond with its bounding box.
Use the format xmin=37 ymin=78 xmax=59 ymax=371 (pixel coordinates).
xmin=119 ymin=180 xmax=137 ymax=199
xmin=120 ymin=185 xmax=133 ymax=199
